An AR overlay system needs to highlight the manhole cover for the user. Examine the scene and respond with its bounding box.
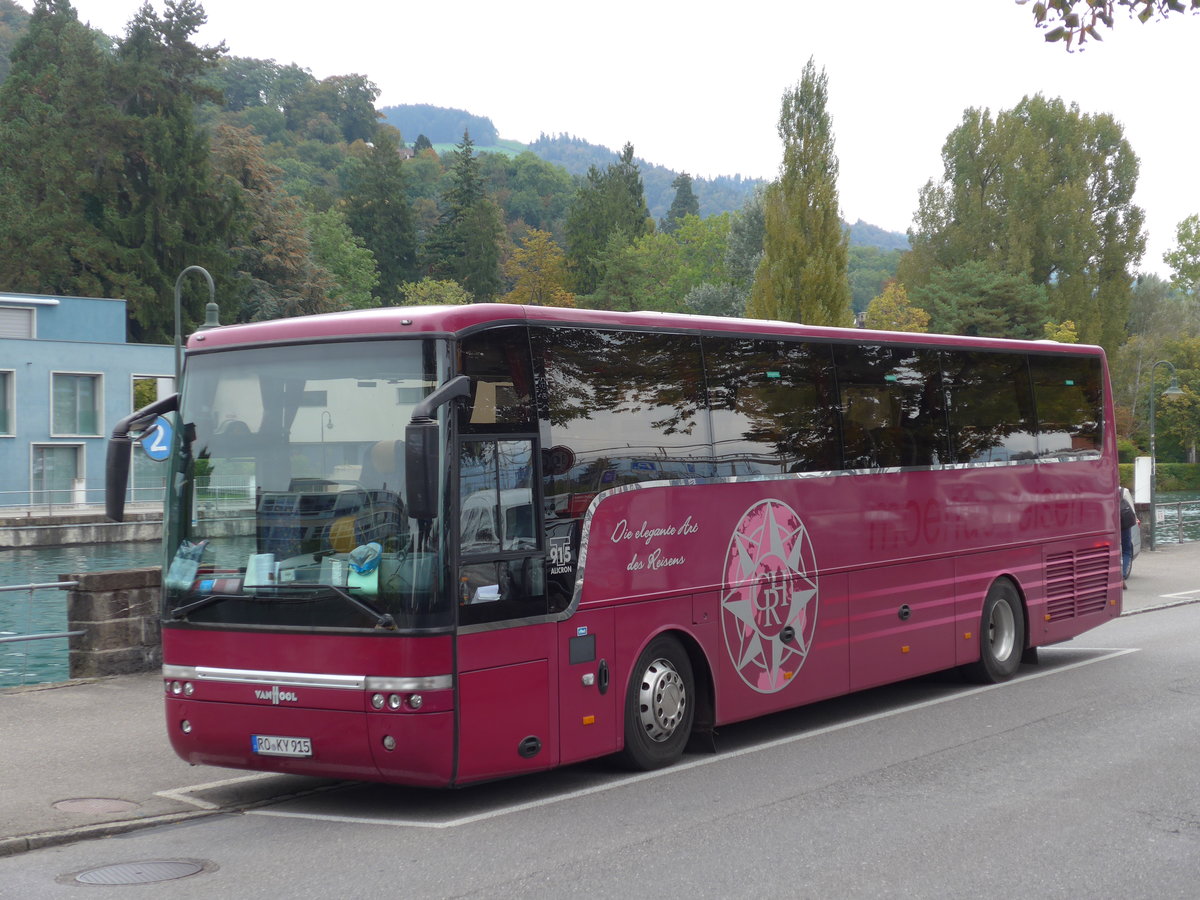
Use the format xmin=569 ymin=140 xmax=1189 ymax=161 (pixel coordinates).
xmin=76 ymin=860 xmax=204 ymax=885
xmin=54 ymin=798 xmax=140 ymax=814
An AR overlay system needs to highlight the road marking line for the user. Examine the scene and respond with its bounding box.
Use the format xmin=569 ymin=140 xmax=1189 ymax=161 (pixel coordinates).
xmin=1160 ymin=589 xmax=1200 ymax=600
xmin=247 ymin=647 xmax=1139 ymax=830
xmin=155 ymin=772 xmax=277 ymax=809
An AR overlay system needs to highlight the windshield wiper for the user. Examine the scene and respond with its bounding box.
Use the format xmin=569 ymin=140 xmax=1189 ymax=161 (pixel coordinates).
xmin=170 ymin=585 xmax=397 ymax=630
xmin=169 ymin=593 xmax=240 ymax=621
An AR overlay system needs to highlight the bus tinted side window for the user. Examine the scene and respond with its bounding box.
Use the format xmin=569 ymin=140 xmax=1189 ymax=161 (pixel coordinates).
xmin=834 ymin=345 xmax=949 ymax=468
xmin=705 ymin=337 xmax=839 ymax=474
xmin=534 ymin=326 xmax=712 ymax=493
xmin=944 ymin=351 xmax=1037 ymax=464
xmin=458 ymin=326 xmax=536 ymax=433
xmin=1030 ymin=354 xmax=1104 ymax=458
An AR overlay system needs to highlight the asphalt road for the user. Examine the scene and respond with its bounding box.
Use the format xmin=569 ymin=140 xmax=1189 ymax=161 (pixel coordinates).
xmin=1 ymin=599 xmax=1197 ymax=899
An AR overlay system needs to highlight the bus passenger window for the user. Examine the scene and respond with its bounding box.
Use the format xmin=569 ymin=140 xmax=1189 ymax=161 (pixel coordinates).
xmin=704 ymin=337 xmax=839 ymax=475
xmin=945 ymin=352 xmax=1037 ymax=464
xmin=834 ymin=345 xmax=948 ymax=469
xmin=1030 ymin=355 xmax=1103 ymax=458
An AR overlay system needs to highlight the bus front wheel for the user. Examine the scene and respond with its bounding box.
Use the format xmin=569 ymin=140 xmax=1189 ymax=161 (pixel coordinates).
xmin=963 ymin=579 xmax=1025 ymax=684
xmin=619 ymin=635 xmax=695 ymax=770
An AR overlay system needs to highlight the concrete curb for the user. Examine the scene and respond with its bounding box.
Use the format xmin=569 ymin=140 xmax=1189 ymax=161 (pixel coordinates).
xmin=0 ymin=778 xmax=345 ymax=859
xmin=0 ymin=809 xmax=223 ymax=859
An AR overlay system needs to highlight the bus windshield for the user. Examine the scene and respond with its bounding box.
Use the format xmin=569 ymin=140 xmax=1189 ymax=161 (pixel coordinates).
xmin=164 ymin=338 xmax=450 ymax=631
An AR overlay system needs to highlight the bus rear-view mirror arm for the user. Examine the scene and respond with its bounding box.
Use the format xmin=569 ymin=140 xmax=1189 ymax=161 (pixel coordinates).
xmin=406 ymin=375 xmax=471 ymax=521
xmin=106 ymin=393 xmax=180 ymax=522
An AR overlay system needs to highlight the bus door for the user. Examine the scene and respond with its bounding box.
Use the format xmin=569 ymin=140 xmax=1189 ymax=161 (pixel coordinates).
xmin=454 ymin=436 xmax=554 ymax=782
xmin=557 ymin=606 xmax=619 ymax=765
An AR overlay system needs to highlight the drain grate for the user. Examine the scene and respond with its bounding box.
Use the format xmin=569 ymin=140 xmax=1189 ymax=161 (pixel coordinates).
xmin=75 ymin=861 xmax=204 ymax=885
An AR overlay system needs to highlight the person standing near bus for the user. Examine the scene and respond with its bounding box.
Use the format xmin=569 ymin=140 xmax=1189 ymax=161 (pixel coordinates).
xmin=1119 ymin=487 xmax=1138 ymax=585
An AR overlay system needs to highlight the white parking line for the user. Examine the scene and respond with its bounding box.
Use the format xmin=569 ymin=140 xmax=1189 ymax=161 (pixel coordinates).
xmin=156 ymin=772 xmax=277 ymax=809
xmin=1160 ymin=589 xmax=1200 ymax=600
xmin=245 ymin=647 xmax=1139 ymax=830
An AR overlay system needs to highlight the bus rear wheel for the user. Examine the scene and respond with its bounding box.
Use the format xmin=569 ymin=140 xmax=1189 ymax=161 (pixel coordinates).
xmin=619 ymin=635 xmax=695 ymax=770
xmin=963 ymin=579 xmax=1025 ymax=684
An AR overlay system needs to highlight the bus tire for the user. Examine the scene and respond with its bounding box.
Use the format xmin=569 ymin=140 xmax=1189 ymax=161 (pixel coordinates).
xmin=963 ymin=579 xmax=1025 ymax=684
xmin=619 ymin=635 xmax=695 ymax=770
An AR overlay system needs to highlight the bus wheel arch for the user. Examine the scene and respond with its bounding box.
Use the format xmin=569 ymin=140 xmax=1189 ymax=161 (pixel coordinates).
xmin=962 ymin=576 xmax=1027 ymax=684
xmin=618 ymin=631 xmax=705 ymax=770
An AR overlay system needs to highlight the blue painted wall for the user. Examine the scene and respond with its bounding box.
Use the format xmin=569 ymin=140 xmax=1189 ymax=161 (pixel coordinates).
xmin=0 ymin=292 xmax=173 ymax=506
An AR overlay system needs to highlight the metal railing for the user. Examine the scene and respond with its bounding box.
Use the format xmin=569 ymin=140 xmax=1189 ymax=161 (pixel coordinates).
xmin=1150 ymin=501 xmax=1200 ymax=546
xmin=0 ymin=581 xmax=80 ymax=687
xmin=0 ymin=486 xmax=166 ymax=517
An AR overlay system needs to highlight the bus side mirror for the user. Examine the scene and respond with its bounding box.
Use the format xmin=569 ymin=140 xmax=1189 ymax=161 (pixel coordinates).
xmin=106 ymin=393 xmax=180 ymax=522
xmin=404 ymin=375 xmax=471 ymax=521
xmin=405 ymin=419 xmax=440 ymax=521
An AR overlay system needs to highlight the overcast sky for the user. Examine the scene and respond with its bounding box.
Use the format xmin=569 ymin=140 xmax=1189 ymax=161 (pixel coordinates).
xmin=49 ymin=0 xmax=1199 ymax=276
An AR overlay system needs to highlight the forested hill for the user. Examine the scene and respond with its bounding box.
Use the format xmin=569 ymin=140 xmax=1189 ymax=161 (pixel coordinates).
xmin=378 ymin=104 xmax=498 ymax=147
xmin=377 ymin=105 xmax=907 ymax=246
xmin=377 ymin=105 xmax=764 ymax=221
xmin=526 ymin=133 xmax=764 ymax=224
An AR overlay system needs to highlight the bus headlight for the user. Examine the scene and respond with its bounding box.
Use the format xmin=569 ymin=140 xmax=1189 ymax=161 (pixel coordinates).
xmin=371 ymin=693 xmax=385 ymax=709
xmin=408 ymin=694 xmax=423 ymax=710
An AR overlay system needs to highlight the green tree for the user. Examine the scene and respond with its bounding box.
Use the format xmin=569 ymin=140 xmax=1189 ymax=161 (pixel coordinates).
xmin=864 ymin=281 xmax=930 ymax=332
xmin=848 ymin=245 xmax=904 ymax=315
xmin=746 ymin=59 xmax=852 ymax=327
xmin=1164 ymin=214 xmax=1200 ymax=297
xmin=909 ymin=261 xmax=1050 ymax=339
xmin=341 ymin=131 xmax=416 ymax=304
xmin=0 ymin=0 xmax=125 ymax=302
xmin=904 ymin=95 xmax=1144 ymax=352
xmin=307 ymin=207 xmax=378 ymax=309
xmin=0 ymin=0 xmax=31 ymax=85
xmin=1023 ymin=0 xmax=1200 ymax=49
xmin=284 ymin=73 xmax=380 ymax=143
xmin=425 ymin=132 xmax=505 ymax=300
xmin=107 ymin=0 xmax=235 ymax=342
xmin=564 ymin=142 xmax=651 ymax=294
xmin=661 ymin=172 xmax=699 ymax=234
xmin=480 ymin=150 xmax=574 ymax=238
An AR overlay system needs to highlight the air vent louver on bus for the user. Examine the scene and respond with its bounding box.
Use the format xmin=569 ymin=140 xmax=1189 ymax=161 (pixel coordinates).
xmin=1044 ymin=547 xmax=1111 ymax=621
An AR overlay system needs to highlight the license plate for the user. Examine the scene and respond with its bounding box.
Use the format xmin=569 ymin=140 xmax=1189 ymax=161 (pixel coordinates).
xmin=251 ymin=735 xmax=312 ymax=757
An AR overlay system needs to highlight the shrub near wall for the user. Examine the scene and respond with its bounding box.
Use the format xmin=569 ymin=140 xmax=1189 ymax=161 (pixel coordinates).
xmin=1118 ymin=463 xmax=1200 ymax=492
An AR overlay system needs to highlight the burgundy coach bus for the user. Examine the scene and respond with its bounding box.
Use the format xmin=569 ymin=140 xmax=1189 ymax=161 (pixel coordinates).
xmin=106 ymin=304 xmax=1120 ymax=786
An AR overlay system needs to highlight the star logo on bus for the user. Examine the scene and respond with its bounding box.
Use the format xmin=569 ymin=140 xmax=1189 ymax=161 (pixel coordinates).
xmin=721 ymin=499 xmax=818 ymax=693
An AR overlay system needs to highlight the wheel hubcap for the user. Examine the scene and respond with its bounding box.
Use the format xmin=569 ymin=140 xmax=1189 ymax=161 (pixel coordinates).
xmin=988 ymin=600 xmax=1016 ymax=661
xmin=637 ymin=658 xmax=687 ymax=742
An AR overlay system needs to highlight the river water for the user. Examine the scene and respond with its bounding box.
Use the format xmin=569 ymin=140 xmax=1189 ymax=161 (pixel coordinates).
xmin=0 ymin=541 xmax=163 ymax=688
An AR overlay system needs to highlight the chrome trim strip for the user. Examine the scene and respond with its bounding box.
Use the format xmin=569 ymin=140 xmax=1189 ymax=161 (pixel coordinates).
xmin=365 ymin=675 xmax=453 ymax=691
xmin=163 ymin=665 xmax=363 ymax=690
xmin=162 ymin=664 xmax=453 ymax=692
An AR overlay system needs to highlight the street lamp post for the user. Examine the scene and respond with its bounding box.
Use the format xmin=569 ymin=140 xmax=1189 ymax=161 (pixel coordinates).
xmin=1148 ymin=359 xmax=1184 ymax=551
xmin=173 ymin=266 xmax=216 ymax=388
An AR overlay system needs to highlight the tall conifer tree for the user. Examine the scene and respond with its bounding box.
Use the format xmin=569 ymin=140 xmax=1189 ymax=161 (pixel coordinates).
xmin=564 ymin=142 xmax=650 ymax=295
xmin=747 ymin=59 xmax=852 ymax=327
xmin=343 ymin=131 xmax=416 ymax=304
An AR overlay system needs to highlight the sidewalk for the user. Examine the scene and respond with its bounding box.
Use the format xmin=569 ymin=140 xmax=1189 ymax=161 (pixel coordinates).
xmin=2 ymin=542 xmax=1198 ymax=857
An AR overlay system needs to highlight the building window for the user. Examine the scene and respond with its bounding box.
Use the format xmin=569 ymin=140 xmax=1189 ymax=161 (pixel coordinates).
xmin=0 ymin=306 xmax=34 ymax=338
xmin=52 ymin=373 xmax=101 ymax=436
xmin=0 ymin=370 xmax=12 ymax=435
xmin=32 ymin=444 xmax=82 ymax=505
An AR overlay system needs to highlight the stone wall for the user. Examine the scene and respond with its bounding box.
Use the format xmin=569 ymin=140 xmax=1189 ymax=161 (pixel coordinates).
xmin=0 ymin=512 xmax=163 ymax=549
xmin=65 ymin=568 xmax=162 ymax=678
